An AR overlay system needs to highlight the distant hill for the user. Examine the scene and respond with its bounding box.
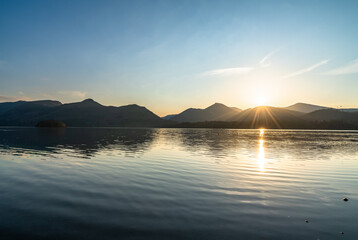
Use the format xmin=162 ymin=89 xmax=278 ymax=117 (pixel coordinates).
xmin=0 ymin=100 xmax=61 ymax=115
xmin=0 ymin=99 xmax=168 ymax=127
xmin=0 ymin=101 xmax=27 ymax=115
xmin=304 ymin=108 xmax=358 ymax=122
xmin=162 ymin=114 xmax=177 ymax=120
xmin=284 ymin=103 xmax=329 ymax=113
xmin=168 ymin=103 xmax=242 ymax=122
xmin=0 ymin=100 xmax=63 ymax=126
xmin=340 ymin=108 xmax=358 ymax=112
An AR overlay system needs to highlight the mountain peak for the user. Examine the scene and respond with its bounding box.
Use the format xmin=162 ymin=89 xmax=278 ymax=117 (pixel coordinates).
xmin=169 ymin=103 xmax=242 ymax=122
xmin=71 ymin=98 xmax=102 ymax=107
xmin=82 ymin=98 xmax=96 ymax=103
xmin=205 ymin=102 xmax=227 ymax=110
xmin=292 ymin=102 xmax=318 ymax=107
xmin=285 ymin=102 xmax=328 ymax=113
xmin=213 ymin=102 xmax=225 ymax=106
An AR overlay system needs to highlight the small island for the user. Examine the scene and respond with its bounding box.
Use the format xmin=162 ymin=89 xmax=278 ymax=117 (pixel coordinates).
xmin=35 ymin=120 xmax=66 ymax=128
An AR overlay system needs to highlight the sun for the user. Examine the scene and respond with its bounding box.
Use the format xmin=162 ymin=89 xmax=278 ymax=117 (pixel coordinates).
xmin=251 ymin=86 xmax=270 ymax=107
xmin=255 ymin=95 xmax=268 ymax=106
xmin=241 ymin=79 xmax=278 ymax=107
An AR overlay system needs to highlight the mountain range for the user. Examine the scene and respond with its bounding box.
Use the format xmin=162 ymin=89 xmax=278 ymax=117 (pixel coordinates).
xmin=0 ymin=99 xmax=357 ymax=129
xmin=174 ymin=106 xmax=358 ymax=129
xmin=0 ymin=99 xmax=167 ymax=127
xmin=163 ymin=103 xmax=242 ymax=122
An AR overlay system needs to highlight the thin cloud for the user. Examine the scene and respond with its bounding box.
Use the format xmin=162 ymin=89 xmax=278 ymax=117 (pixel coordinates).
xmin=202 ymin=49 xmax=279 ymax=77
xmin=281 ymin=59 xmax=329 ymax=79
xmin=203 ymin=67 xmax=253 ymax=76
xmin=0 ymin=94 xmax=31 ymax=102
xmin=0 ymin=95 xmax=18 ymax=102
xmin=325 ymin=59 xmax=358 ymax=75
xmin=59 ymin=91 xmax=87 ymax=99
xmin=259 ymin=49 xmax=279 ymax=67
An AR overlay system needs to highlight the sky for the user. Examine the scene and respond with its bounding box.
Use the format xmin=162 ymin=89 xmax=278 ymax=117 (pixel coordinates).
xmin=0 ymin=0 xmax=358 ymax=116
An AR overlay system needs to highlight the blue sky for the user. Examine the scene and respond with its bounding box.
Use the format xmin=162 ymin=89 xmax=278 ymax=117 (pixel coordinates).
xmin=1 ymin=0 xmax=358 ymax=115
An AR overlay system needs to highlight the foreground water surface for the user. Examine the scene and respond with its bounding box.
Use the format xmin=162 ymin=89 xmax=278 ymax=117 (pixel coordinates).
xmin=0 ymin=128 xmax=357 ymax=240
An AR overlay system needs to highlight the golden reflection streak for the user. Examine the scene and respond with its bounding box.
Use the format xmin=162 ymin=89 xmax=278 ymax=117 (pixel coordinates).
xmin=259 ymin=129 xmax=264 ymax=137
xmin=258 ymin=129 xmax=265 ymax=171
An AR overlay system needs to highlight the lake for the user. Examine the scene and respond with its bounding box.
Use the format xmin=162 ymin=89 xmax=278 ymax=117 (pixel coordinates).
xmin=0 ymin=127 xmax=357 ymax=239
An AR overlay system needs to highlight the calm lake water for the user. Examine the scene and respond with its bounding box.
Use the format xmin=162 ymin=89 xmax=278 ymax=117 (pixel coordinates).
xmin=0 ymin=128 xmax=357 ymax=240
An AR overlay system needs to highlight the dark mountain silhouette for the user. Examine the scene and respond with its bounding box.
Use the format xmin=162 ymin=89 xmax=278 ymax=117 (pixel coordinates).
xmin=304 ymin=108 xmax=358 ymax=122
xmin=0 ymin=99 xmax=168 ymax=127
xmin=0 ymin=100 xmax=61 ymax=115
xmin=173 ymin=106 xmax=358 ymax=129
xmin=284 ymin=102 xmax=329 ymax=113
xmin=0 ymin=101 xmax=26 ymax=115
xmin=227 ymin=106 xmax=305 ymax=128
xmin=1 ymin=99 xmax=357 ymax=129
xmin=162 ymin=114 xmax=177 ymax=120
xmin=0 ymin=100 xmax=63 ymax=126
xmin=341 ymin=108 xmax=358 ymax=112
xmin=168 ymin=103 xmax=242 ymax=122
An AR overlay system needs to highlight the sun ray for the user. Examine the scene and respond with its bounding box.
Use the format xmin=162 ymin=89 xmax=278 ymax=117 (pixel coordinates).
xmin=263 ymin=107 xmax=281 ymax=128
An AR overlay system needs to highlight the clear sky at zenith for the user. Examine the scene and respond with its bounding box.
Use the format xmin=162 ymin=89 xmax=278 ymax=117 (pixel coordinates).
xmin=0 ymin=0 xmax=358 ymax=116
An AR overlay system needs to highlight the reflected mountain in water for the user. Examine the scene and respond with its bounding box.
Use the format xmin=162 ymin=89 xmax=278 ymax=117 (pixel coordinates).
xmin=1 ymin=128 xmax=358 ymax=162
xmin=0 ymin=128 xmax=157 ymax=157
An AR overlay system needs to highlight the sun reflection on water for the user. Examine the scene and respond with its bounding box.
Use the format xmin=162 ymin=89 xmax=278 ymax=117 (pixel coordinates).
xmin=258 ymin=129 xmax=265 ymax=172
xmin=259 ymin=129 xmax=264 ymax=137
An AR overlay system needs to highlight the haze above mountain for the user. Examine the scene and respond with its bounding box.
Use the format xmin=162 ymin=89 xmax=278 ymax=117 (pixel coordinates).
xmin=0 ymin=99 xmax=357 ymax=129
